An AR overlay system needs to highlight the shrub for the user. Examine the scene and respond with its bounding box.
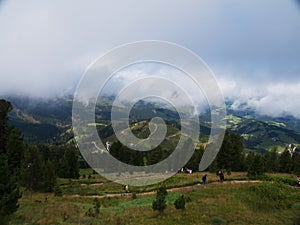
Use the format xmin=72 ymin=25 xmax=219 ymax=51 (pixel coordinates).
xmin=152 ymin=186 xmax=167 ymax=214
xmin=174 ymin=194 xmax=185 ymax=210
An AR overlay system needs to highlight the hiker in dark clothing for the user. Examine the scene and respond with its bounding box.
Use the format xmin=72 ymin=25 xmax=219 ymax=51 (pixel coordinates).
xmin=218 ymin=171 xmax=225 ymax=183
xmin=202 ymin=174 xmax=208 ymax=184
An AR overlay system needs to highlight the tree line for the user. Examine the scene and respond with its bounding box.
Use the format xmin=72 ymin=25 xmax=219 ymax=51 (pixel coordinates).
xmin=0 ymin=99 xmax=79 ymax=223
xmin=109 ymin=129 xmax=300 ymax=177
xmin=206 ymin=131 xmax=300 ymax=176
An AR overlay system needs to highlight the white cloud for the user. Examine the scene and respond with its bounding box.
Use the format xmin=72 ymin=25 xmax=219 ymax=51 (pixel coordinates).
xmin=0 ymin=0 xmax=299 ymax=118
xmin=219 ymin=77 xmax=300 ymax=118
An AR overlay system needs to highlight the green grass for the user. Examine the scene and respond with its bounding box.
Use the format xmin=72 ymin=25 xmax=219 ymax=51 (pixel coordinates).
xmin=9 ymin=173 xmax=300 ymax=225
xmin=57 ymin=171 xmax=249 ymax=196
xmin=104 ymin=192 xmax=182 ymax=212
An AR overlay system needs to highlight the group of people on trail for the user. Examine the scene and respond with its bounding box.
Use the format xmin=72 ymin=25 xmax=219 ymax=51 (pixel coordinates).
xmin=201 ymin=171 xmax=225 ymax=185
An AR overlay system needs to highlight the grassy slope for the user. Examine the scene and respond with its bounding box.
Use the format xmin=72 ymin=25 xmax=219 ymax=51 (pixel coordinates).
xmin=226 ymin=114 xmax=300 ymax=153
xmin=10 ymin=172 xmax=300 ymax=225
xmin=6 ymin=96 xmax=300 ymax=152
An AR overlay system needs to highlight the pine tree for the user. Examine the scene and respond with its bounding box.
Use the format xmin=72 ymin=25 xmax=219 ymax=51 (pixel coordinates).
xmin=42 ymin=160 xmax=56 ymax=192
xmin=228 ymin=132 xmax=244 ymax=171
xmin=245 ymin=152 xmax=255 ymax=171
xmin=186 ymin=147 xmax=204 ymax=171
xmin=279 ymin=150 xmax=293 ymax=173
xmin=63 ymin=145 xmax=79 ymax=179
xmin=247 ymin=154 xmax=264 ymax=177
xmin=264 ymin=147 xmax=279 ymax=172
xmin=0 ymin=99 xmax=22 ymax=222
xmin=216 ymin=130 xmax=244 ymax=171
xmin=292 ymin=152 xmax=300 ymax=174
xmin=20 ymin=145 xmax=44 ymax=191
xmin=20 ymin=146 xmax=56 ymax=192
xmin=208 ymin=158 xmax=218 ymax=173
xmin=0 ymin=155 xmax=21 ymax=223
xmin=152 ymin=186 xmax=167 ymax=214
xmin=5 ymin=128 xmax=24 ymax=174
xmin=0 ymin=100 xmax=12 ymax=154
xmin=217 ymin=130 xmax=231 ymax=170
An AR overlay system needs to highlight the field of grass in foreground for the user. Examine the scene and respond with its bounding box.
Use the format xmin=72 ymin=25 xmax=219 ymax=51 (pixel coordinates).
xmin=9 ymin=173 xmax=300 ymax=225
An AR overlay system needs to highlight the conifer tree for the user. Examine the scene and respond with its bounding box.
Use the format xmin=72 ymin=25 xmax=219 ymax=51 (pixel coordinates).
xmin=279 ymin=150 xmax=293 ymax=173
xmin=152 ymin=186 xmax=167 ymax=214
xmin=0 ymin=99 xmax=22 ymax=222
xmin=247 ymin=154 xmax=264 ymax=177
xmin=264 ymin=147 xmax=279 ymax=172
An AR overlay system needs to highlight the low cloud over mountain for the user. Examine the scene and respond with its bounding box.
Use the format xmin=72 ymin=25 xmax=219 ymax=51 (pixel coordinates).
xmin=0 ymin=0 xmax=299 ymax=118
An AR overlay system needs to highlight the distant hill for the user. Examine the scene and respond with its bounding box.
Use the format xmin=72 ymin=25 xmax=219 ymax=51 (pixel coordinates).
xmin=5 ymin=96 xmax=73 ymax=144
xmin=2 ymin=95 xmax=300 ymax=153
xmin=226 ymin=101 xmax=300 ymax=132
xmin=226 ymin=114 xmax=300 ymax=153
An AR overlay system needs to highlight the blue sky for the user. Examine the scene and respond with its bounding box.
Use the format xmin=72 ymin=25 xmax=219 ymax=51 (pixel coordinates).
xmin=0 ymin=0 xmax=300 ymax=118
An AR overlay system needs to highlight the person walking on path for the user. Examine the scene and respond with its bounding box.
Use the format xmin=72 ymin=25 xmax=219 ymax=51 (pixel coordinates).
xmin=202 ymin=174 xmax=208 ymax=185
xmin=218 ymin=171 xmax=225 ymax=183
xmin=124 ymin=185 xmax=129 ymax=193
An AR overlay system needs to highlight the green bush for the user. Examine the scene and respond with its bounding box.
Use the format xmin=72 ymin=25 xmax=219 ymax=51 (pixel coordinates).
xmin=174 ymin=194 xmax=185 ymax=210
xmin=152 ymin=186 xmax=167 ymax=214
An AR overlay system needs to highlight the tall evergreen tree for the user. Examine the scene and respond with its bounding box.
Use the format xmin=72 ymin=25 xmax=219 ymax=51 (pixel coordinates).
xmin=228 ymin=132 xmax=244 ymax=171
xmin=0 ymin=155 xmax=21 ymax=223
xmin=247 ymin=154 xmax=264 ymax=177
xmin=186 ymin=146 xmax=204 ymax=171
xmin=216 ymin=130 xmax=244 ymax=171
xmin=20 ymin=145 xmax=45 ymax=191
xmin=0 ymin=100 xmax=12 ymax=154
xmin=152 ymin=186 xmax=167 ymax=214
xmin=216 ymin=130 xmax=231 ymax=170
xmin=264 ymin=147 xmax=279 ymax=172
xmin=42 ymin=160 xmax=56 ymax=192
xmin=62 ymin=145 xmax=79 ymax=179
xmin=279 ymin=150 xmax=293 ymax=173
xmin=245 ymin=151 xmax=255 ymax=171
xmin=5 ymin=128 xmax=24 ymax=174
xmin=292 ymin=152 xmax=300 ymax=174
xmin=20 ymin=145 xmax=56 ymax=192
xmin=0 ymin=99 xmax=22 ymax=222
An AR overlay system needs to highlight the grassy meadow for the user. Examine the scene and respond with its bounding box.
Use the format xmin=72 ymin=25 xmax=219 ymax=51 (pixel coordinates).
xmin=8 ymin=170 xmax=300 ymax=225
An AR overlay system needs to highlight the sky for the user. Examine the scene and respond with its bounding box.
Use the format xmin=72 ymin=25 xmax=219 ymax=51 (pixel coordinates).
xmin=0 ymin=0 xmax=300 ymax=118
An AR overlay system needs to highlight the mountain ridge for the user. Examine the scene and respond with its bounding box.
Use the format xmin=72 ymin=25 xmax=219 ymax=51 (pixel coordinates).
xmin=3 ymin=96 xmax=300 ymax=152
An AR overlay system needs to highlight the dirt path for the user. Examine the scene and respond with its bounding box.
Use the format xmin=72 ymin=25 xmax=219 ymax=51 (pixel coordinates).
xmin=64 ymin=180 xmax=261 ymax=199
